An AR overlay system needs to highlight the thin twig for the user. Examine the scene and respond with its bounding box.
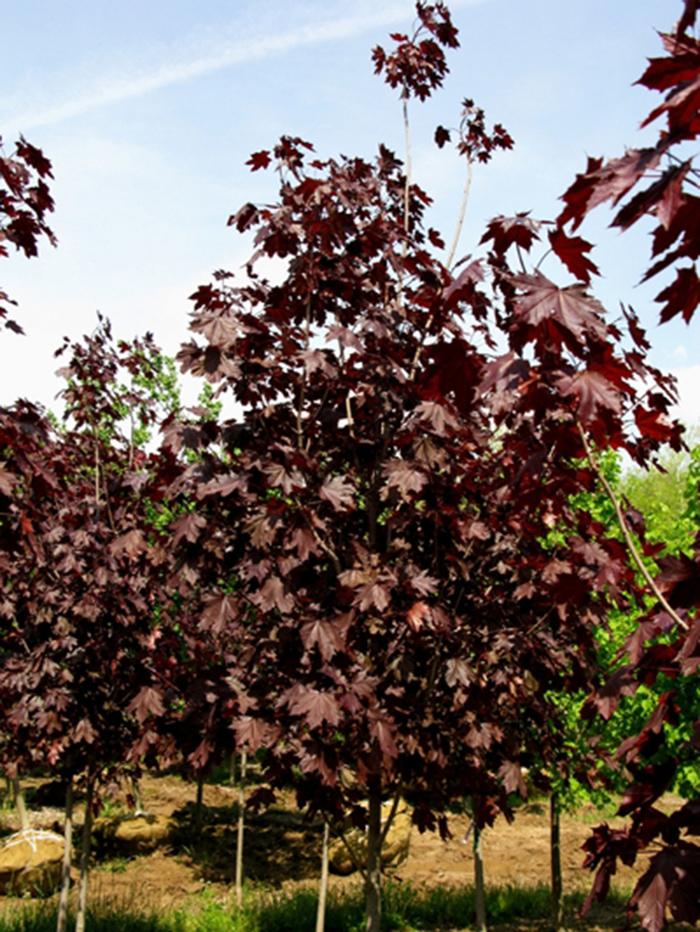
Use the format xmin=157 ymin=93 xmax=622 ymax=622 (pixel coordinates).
xmin=338 ymin=829 xmax=368 ymax=881
xmin=379 ymin=792 xmax=401 ymax=847
xmin=303 ymin=514 xmax=342 ymax=575
xmin=577 ymin=423 xmax=688 ymax=632
xmin=402 ymin=97 xmax=412 ymax=236
xmin=296 ymin=290 xmax=312 ymax=450
xmin=515 ymin=244 xmax=528 ymax=274
xmin=446 ymin=160 xmax=474 ymax=270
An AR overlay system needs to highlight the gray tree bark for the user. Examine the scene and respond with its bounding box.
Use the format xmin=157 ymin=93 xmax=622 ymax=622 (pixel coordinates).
xmin=56 ymin=776 xmax=74 ymax=932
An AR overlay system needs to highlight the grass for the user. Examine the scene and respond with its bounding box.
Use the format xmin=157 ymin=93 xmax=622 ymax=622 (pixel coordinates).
xmin=0 ymin=882 xmax=634 ymax=932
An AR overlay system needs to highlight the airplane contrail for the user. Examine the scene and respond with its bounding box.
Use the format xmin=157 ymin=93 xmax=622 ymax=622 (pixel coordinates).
xmin=4 ymin=0 xmax=489 ymax=131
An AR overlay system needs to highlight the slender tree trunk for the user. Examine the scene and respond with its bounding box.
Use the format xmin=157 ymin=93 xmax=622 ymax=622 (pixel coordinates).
xmin=235 ymin=750 xmax=247 ymax=909
xmin=131 ymin=775 xmax=144 ymax=814
xmin=550 ymin=792 xmax=563 ymax=932
xmin=56 ymin=776 xmax=74 ymax=932
xmin=365 ymin=777 xmax=382 ymax=932
xmin=194 ymin=770 xmax=205 ymax=832
xmin=473 ymin=821 xmax=487 ymax=932
xmin=75 ymin=773 xmax=94 ymax=932
xmin=11 ymin=776 xmax=29 ymax=832
xmin=315 ymin=820 xmax=330 ymax=932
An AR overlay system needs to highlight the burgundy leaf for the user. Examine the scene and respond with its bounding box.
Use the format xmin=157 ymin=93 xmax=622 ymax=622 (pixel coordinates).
xmin=129 ymin=686 xmax=165 ymax=725
xmin=319 ymin=475 xmax=355 ymax=511
xmin=548 ymin=227 xmax=599 ymax=284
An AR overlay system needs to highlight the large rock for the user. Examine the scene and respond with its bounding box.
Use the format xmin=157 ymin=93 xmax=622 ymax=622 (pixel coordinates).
xmin=329 ymin=801 xmax=411 ymax=876
xmin=94 ymin=813 xmax=172 ymax=855
xmin=0 ymin=829 xmax=64 ymax=895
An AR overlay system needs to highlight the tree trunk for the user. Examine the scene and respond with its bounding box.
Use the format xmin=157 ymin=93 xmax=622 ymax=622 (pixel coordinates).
xmin=194 ymin=770 xmax=205 ymax=832
xmin=131 ymin=775 xmax=144 ymax=814
xmin=11 ymin=776 xmax=29 ymax=832
xmin=315 ymin=820 xmax=330 ymax=932
xmin=75 ymin=773 xmax=94 ymax=932
xmin=56 ymin=776 xmax=74 ymax=932
xmin=364 ymin=777 xmax=382 ymax=932
xmin=550 ymin=792 xmax=563 ymax=932
xmin=235 ymin=750 xmax=247 ymax=909
xmin=473 ymin=821 xmax=487 ymax=932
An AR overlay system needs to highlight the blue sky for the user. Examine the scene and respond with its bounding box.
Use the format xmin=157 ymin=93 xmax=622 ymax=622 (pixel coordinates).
xmin=2 ymin=0 xmax=697 ymax=425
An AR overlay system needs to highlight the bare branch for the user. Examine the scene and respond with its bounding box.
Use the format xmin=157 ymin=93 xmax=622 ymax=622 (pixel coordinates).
xmin=577 ymin=423 xmax=688 ymax=632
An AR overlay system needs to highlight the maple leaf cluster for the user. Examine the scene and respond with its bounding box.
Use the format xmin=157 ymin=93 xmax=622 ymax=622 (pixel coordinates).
xmin=549 ymin=3 xmax=700 ymax=929
xmin=435 ymin=98 xmax=514 ymax=165
xmin=0 ymin=136 xmax=56 ymax=334
xmin=557 ymin=0 xmax=700 ymax=325
xmin=372 ymin=2 xmax=459 ymax=101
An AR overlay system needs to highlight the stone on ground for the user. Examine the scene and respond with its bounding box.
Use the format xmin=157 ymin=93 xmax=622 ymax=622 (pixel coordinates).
xmin=0 ymin=828 xmax=64 ymax=895
xmin=329 ymin=801 xmax=411 ymax=875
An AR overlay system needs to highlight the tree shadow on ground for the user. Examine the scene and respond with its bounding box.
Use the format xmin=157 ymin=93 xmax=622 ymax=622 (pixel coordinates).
xmin=167 ymin=802 xmax=324 ymax=885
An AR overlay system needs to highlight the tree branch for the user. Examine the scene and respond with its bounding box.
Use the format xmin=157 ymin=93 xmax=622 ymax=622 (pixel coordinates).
xmin=446 ymin=160 xmax=473 ymax=270
xmin=577 ymin=423 xmax=688 ymax=632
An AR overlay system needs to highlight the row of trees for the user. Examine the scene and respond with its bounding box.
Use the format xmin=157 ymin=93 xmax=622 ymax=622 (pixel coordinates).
xmin=1 ymin=3 xmax=698 ymax=931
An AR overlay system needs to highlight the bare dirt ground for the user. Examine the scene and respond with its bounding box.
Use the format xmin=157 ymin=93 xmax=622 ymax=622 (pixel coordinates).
xmin=0 ymin=773 xmax=689 ymax=927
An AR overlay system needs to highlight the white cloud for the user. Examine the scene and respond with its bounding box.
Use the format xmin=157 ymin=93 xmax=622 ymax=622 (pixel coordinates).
xmin=673 ymin=344 xmax=688 ymax=360
xmin=671 ymin=364 xmax=700 ymax=429
xmin=5 ymin=0 xmax=490 ymax=131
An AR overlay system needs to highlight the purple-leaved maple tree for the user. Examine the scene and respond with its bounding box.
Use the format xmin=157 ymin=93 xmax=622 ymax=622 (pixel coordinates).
xmin=164 ymin=5 xmax=685 ymax=930
xmin=0 ymin=318 xmax=181 ymax=932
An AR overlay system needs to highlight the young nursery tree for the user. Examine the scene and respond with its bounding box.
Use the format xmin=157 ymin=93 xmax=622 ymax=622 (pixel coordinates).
xmin=168 ymin=5 xmax=681 ymax=930
xmin=0 ymin=319 xmax=180 ymax=932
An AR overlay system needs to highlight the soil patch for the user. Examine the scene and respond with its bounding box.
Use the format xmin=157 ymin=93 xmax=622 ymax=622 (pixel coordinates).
xmin=0 ymin=774 xmax=683 ymax=921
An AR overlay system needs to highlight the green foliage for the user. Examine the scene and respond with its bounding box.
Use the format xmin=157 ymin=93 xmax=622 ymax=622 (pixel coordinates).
xmin=685 ymin=445 xmax=700 ymax=527
xmin=196 ymin=383 xmax=223 ymax=423
xmin=537 ymin=439 xmax=700 ymax=809
xmin=621 ymin=445 xmax=698 ymax=557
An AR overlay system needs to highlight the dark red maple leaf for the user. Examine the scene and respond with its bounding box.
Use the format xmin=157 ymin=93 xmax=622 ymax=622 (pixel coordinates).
xmin=631 ymin=844 xmax=700 ymax=932
xmin=300 ymin=617 xmax=349 ymax=661
xmin=558 ymin=149 xmax=661 ymax=230
xmin=498 ymin=760 xmax=527 ymax=796
xmin=288 ymin=686 xmax=340 ymax=729
xmin=382 ymin=459 xmax=427 ymax=499
xmin=15 ymin=138 xmax=53 ymax=178
xmin=171 ymin=512 xmax=206 ymax=546
xmin=556 ymin=369 xmax=624 ymax=420
xmin=633 ymin=406 xmax=677 ymax=442
xmin=0 ymin=464 xmax=14 ymax=496
xmin=480 ymin=213 xmax=541 ymax=254
xmin=371 ymin=717 xmax=398 ymax=758
xmin=246 ymin=150 xmax=271 ymax=171
xmin=128 ymin=686 xmax=165 ymax=724
xmin=511 ymin=272 xmax=608 ymax=345
xmin=656 ymin=265 xmax=700 ymax=323
xmin=200 ymin=594 xmax=238 ymax=634
xmin=612 ymin=162 xmax=690 ymax=231
xmin=319 ymin=474 xmax=355 ymax=511
xmin=109 ymin=528 xmax=147 ymax=558
xmin=434 ymin=125 xmax=451 ymax=148
xmin=548 ymin=227 xmax=599 ymax=284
